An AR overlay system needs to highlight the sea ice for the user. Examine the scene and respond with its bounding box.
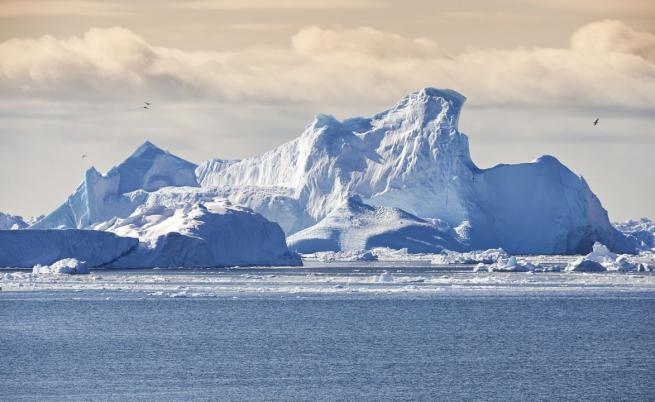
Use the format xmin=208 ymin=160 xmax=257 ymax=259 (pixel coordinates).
xmin=566 ymin=242 xmax=642 ymax=272
xmin=32 ymin=258 xmax=89 ymax=275
xmin=431 ymin=248 xmax=509 ymax=264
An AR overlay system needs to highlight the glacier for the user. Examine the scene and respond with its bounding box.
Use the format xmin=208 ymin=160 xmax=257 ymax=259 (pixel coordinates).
xmin=30 ymin=87 xmax=635 ymax=255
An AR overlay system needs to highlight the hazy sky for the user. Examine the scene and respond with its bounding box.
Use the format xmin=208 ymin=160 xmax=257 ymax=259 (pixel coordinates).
xmin=0 ymin=0 xmax=653 ymax=221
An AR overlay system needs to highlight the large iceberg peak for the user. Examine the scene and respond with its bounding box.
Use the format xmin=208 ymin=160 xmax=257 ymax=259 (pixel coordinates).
xmin=130 ymin=140 xmax=166 ymax=158
xmin=108 ymin=140 xmax=199 ymax=194
xmin=33 ymin=140 xmax=201 ymax=229
xmin=372 ymin=87 xmax=466 ymax=130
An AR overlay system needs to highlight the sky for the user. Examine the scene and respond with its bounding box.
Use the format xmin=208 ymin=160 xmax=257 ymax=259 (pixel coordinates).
xmin=0 ymin=0 xmax=653 ymax=221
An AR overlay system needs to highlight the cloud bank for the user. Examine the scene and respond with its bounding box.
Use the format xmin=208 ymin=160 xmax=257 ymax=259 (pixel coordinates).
xmin=1 ymin=20 xmax=654 ymax=108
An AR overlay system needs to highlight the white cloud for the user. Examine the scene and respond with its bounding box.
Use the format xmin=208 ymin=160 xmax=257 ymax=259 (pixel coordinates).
xmin=291 ymin=25 xmax=443 ymax=59
xmin=0 ymin=21 xmax=654 ymax=109
xmin=571 ymin=19 xmax=655 ymax=62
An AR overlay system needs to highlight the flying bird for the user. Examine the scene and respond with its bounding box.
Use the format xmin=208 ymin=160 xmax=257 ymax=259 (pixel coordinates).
xmin=593 ymin=118 xmax=599 ymax=126
xmin=144 ymin=102 xmax=151 ymax=106
xmin=143 ymin=105 xmax=150 ymax=110
xmin=82 ymin=154 xmax=87 ymax=159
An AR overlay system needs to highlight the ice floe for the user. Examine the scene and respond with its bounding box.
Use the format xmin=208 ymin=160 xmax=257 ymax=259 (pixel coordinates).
xmin=32 ymin=258 xmax=89 ymax=275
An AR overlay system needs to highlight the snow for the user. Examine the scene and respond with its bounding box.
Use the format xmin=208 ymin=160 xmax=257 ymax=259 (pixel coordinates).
xmin=0 ymin=212 xmax=27 ymax=230
xmin=32 ymin=258 xmax=89 ymax=275
xmin=31 ymin=88 xmax=634 ymax=255
xmin=287 ymin=195 xmax=463 ymax=254
xmin=0 ymin=229 xmax=138 ymax=268
xmin=96 ymin=201 xmax=301 ymax=268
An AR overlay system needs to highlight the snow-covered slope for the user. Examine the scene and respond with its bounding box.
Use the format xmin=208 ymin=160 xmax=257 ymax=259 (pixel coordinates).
xmin=96 ymin=201 xmax=301 ymax=268
xmin=0 ymin=229 xmax=138 ymax=267
xmin=287 ymin=196 xmax=463 ymax=253
xmin=0 ymin=212 xmax=27 ymax=230
xmin=33 ymin=88 xmax=633 ymax=255
xmin=32 ymin=141 xmax=198 ymax=229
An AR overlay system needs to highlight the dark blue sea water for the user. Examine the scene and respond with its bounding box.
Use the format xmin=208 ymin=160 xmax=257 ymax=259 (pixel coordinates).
xmin=2 ymin=292 xmax=654 ymax=401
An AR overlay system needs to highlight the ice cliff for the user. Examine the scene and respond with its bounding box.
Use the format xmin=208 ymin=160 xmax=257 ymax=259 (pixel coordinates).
xmin=0 ymin=229 xmax=138 ymax=267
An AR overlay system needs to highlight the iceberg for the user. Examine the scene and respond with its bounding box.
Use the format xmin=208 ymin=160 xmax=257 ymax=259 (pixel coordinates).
xmin=0 ymin=205 xmax=299 ymax=269
xmin=565 ymin=259 xmax=607 ymax=272
xmin=33 ymin=88 xmax=634 ymax=255
xmin=614 ymin=218 xmax=655 ymax=252
xmin=0 ymin=229 xmax=138 ymax=268
xmin=32 ymin=141 xmax=199 ymax=229
xmin=287 ymin=195 xmax=462 ymax=254
xmin=565 ymin=242 xmax=640 ymax=272
xmin=96 ymin=201 xmax=301 ymax=268
xmin=194 ymin=88 xmax=634 ymax=254
xmin=32 ymin=258 xmax=89 ymax=275
xmin=0 ymin=212 xmax=27 ymax=230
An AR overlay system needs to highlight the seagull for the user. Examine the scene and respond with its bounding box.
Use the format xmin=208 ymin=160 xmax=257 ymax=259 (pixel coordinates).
xmin=593 ymin=118 xmax=599 ymax=126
